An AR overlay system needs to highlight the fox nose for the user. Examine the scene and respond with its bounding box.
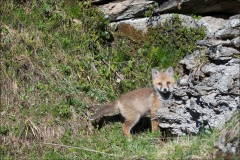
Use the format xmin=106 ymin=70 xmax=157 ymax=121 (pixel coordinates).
xmin=163 ymin=88 xmax=168 ymax=92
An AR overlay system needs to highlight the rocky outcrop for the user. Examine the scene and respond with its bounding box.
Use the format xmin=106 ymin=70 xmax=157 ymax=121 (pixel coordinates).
xmin=154 ymin=15 xmax=240 ymax=157
xmin=93 ymin=0 xmax=240 ymax=21
xmin=155 ymin=14 xmax=240 ymax=137
xmin=110 ymin=14 xmax=228 ymax=35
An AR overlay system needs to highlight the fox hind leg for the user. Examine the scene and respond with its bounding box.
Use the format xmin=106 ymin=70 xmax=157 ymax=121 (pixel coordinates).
xmin=122 ymin=113 xmax=141 ymax=137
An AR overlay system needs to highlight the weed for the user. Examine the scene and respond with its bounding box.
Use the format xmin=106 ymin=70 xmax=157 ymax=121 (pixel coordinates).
xmin=191 ymin=14 xmax=202 ymax=20
xmin=0 ymin=125 xmax=9 ymax=135
xmin=145 ymin=46 xmax=178 ymax=69
xmin=52 ymin=103 xmax=72 ymax=120
xmin=147 ymin=14 xmax=206 ymax=62
xmin=144 ymin=5 xmax=155 ymax=18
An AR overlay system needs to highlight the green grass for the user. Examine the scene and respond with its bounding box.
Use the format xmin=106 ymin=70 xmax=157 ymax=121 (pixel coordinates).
xmin=0 ymin=0 xmax=235 ymax=159
xmin=0 ymin=121 xmax=220 ymax=160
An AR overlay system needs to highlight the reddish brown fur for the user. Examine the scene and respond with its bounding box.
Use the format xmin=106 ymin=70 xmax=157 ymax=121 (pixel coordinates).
xmin=153 ymin=73 xmax=175 ymax=88
xmin=89 ymin=67 xmax=175 ymax=137
xmin=90 ymin=102 xmax=118 ymax=121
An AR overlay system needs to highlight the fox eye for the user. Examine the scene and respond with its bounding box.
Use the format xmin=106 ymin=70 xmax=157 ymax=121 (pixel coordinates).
xmin=167 ymin=82 xmax=170 ymax=85
xmin=158 ymin=82 xmax=162 ymax=85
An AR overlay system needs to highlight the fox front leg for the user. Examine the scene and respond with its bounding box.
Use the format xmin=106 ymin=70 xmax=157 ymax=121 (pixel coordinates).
xmin=151 ymin=99 xmax=161 ymax=132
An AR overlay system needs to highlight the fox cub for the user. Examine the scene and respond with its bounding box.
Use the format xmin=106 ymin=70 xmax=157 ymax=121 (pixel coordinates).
xmin=89 ymin=67 xmax=175 ymax=137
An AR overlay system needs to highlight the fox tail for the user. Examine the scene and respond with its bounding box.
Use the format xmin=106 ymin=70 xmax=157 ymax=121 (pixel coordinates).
xmin=89 ymin=102 xmax=118 ymax=121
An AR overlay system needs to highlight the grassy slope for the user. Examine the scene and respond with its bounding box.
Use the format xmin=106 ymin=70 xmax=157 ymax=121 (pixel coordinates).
xmin=0 ymin=0 xmax=237 ymax=159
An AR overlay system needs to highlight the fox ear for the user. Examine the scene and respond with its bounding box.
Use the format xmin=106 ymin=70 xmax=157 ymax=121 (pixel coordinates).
xmin=152 ymin=68 xmax=160 ymax=79
xmin=166 ymin=67 xmax=174 ymax=77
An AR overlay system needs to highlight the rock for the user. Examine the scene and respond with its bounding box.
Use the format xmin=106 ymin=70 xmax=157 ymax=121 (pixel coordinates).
xmin=196 ymin=39 xmax=231 ymax=47
xmin=179 ymin=49 xmax=206 ymax=71
xmin=155 ymin=14 xmax=240 ymax=136
xmin=214 ymin=75 xmax=234 ymax=94
xmin=110 ymin=14 xmax=228 ymax=37
xmin=197 ymin=16 xmax=228 ymax=35
xmin=209 ymin=45 xmax=240 ymax=61
xmin=110 ymin=17 xmax=149 ymax=34
xmin=98 ymin=0 xmax=154 ymax=21
xmin=215 ymin=28 xmax=240 ymax=40
xmin=149 ymin=14 xmax=199 ymax=28
xmin=231 ymin=37 xmax=240 ymax=48
xmin=229 ymin=18 xmax=240 ymax=28
xmin=214 ymin=15 xmax=240 ymax=39
xmin=95 ymin=0 xmax=239 ymax=21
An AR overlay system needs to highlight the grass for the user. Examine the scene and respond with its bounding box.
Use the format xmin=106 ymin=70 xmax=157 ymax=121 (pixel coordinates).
xmin=0 ymin=121 xmax=218 ymax=159
xmin=0 ymin=0 xmax=237 ymax=159
xmin=2 ymin=114 xmax=239 ymax=159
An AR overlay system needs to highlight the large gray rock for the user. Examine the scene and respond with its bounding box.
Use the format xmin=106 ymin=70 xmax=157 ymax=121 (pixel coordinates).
xmin=110 ymin=14 xmax=228 ymax=35
xmin=197 ymin=16 xmax=228 ymax=35
xmin=215 ymin=14 xmax=240 ymax=39
xmin=156 ymin=59 xmax=239 ymax=135
xmin=94 ymin=0 xmax=240 ymax=21
xmin=155 ymin=14 xmax=240 ymax=136
xmin=208 ymin=45 xmax=240 ymax=61
xmin=96 ymin=0 xmax=154 ymax=21
xmin=215 ymin=28 xmax=240 ymax=40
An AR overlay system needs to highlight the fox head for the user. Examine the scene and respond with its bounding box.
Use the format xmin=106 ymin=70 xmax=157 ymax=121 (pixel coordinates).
xmin=152 ymin=67 xmax=175 ymax=100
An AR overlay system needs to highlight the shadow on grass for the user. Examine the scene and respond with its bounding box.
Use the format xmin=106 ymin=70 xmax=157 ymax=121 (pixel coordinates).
xmin=91 ymin=115 xmax=154 ymax=135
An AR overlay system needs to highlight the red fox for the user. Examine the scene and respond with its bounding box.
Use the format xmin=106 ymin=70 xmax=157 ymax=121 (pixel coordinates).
xmin=89 ymin=67 xmax=175 ymax=137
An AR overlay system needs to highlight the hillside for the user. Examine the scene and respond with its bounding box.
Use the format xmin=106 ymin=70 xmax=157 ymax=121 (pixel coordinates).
xmin=0 ymin=0 xmax=238 ymax=159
